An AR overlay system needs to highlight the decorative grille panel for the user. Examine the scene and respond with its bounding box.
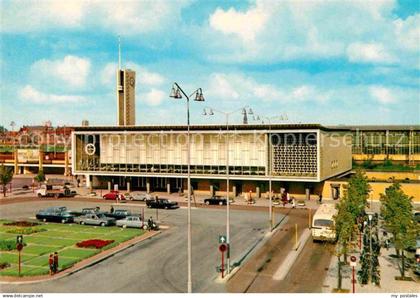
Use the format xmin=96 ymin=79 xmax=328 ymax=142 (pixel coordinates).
xmin=271 ymin=133 xmax=317 ymax=177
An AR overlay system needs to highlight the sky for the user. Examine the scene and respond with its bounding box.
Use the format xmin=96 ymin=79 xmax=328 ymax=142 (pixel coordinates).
xmin=0 ymin=0 xmax=419 ymax=128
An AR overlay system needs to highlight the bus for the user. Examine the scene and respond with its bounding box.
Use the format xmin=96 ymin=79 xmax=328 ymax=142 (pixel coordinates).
xmin=312 ymin=203 xmax=337 ymax=242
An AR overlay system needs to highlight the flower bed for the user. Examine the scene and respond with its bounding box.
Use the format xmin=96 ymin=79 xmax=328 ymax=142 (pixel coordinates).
xmin=76 ymin=239 xmax=114 ymax=249
xmin=5 ymin=227 xmax=46 ymax=235
xmin=3 ymin=221 xmax=39 ymax=227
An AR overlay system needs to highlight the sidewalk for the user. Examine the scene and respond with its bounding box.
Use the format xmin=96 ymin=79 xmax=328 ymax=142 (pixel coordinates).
xmin=76 ymin=187 xmax=327 ymax=210
xmin=322 ymin=245 xmax=419 ymax=293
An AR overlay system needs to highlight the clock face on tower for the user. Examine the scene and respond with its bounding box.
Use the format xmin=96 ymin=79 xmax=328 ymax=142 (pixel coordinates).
xmin=129 ymin=77 xmax=135 ymax=87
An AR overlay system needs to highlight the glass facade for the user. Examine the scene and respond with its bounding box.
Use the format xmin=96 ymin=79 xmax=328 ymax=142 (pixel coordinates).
xmin=351 ymin=130 xmax=420 ymax=156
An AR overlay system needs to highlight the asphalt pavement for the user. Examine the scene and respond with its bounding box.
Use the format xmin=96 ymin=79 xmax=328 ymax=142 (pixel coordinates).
xmin=1 ymin=200 xmax=281 ymax=293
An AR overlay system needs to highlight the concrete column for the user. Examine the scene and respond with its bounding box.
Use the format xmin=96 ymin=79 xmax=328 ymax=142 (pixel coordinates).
xmin=127 ymin=182 xmax=131 ymax=193
xmin=256 ymin=187 xmax=260 ymax=198
xmin=14 ymin=150 xmax=19 ymax=175
xmin=107 ymin=181 xmax=111 ymax=191
xmin=167 ymin=183 xmax=171 ymax=194
xmin=210 ymin=185 xmax=214 ymax=196
xmin=64 ymin=150 xmax=70 ymax=176
xmin=232 ymin=185 xmax=237 ymax=197
xmin=305 ymin=188 xmax=310 ymax=200
xmin=24 ymin=166 xmax=30 ymax=174
xmin=38 ymin=149 xmax=44 ymax=173
xmin=146 ymin=178 xmax=151 ymax=194
xmin=85 ymin=174 xmax=91 ymax=188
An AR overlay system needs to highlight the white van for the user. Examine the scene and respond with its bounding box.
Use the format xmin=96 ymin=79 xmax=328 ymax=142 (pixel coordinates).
xmin=312 ymin=203 xmax=337 ymax=242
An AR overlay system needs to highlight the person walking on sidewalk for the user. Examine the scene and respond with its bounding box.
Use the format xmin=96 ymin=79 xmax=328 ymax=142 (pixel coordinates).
xmin=53 ymin=252 xmax=59 ymax=274
xmin=48 ymin=254 xmax=54 ymax=275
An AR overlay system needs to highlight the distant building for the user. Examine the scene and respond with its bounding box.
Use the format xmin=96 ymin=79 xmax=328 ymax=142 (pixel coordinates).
xmin=330 ymin=125 xmax=420 ymax=165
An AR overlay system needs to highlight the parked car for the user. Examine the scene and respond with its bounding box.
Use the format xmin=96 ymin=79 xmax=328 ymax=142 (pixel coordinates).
xmin=103 ymin=191 xmax=125 ymax=200
xmin=204 ymin=196 xmax=227 ymax=206
xmin=146 ymin=198 xmax=179 ymax=209
xmin=103 ymin=209 xmax=131 ymax=220
xmin=70 ymin=207 xmax=102 ymax=217
xmin=36 ymin=206 xmax=74 ymax=223
xmin=128 ymin=193 xmax=152 ymax=201
xmin=116 ymin=215 xmax=145 ymax=229
xmin=74 ymin=213 xmax=116 ymax=226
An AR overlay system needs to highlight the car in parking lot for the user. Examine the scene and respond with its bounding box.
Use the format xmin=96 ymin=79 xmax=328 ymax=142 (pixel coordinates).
xmin=103 ymin=191 xmax=126 ymax=200
xmin=128 ymin=193 xmax=152 ymax=201
xmin=103 ymin=209 xmax=132 ymax=220
xmin=116 ymin=215 xmax=144 ymax=229
xmin=146 ymin=198 xmax=179 ymax=209
xmin=70 ymin=207 xmax=101 ymax=217
xmin=204 ymin=196 xmax=227 ymax=205
xmin=74 ymin=213 xmax=116 ymax=226
xmin=36 ymin=206 xmax=74 ymax=223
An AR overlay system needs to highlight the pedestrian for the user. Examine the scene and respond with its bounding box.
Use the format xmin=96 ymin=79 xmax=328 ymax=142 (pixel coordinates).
xmin=48 ymin=254 xmax=54 ymax=275
xmin=286 ymin=192 xmax=290 ymax=203
xmin=292 ymin=197 xmax=296 ymax=208
xmin=110 ymin=205 xmax=114 ymax=213
xmin=318 ymin=194 xmax=323 ymax=204
xmin=147 ymin=216 xmax=154 ymax=231
xmin=53 ymin=252 xmax=59 ymax=274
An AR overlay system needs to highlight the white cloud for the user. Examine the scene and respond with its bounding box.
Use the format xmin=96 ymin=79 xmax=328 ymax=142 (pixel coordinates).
xmin=394 ymin=14 xmax=420 ymax=52
xmin=2 ymin=0 xmax=189 ymax=35
xmin=347 ymin=42 xmax=396 ymax=63
xmin=209 ymin=6 xmax=268 ymax=42
xmin=207 ymin=73 xmax=331 ymax=103
xmin=205 ymin=0 xmax=417 ymax=67
xmin=19 ymin=85 xmax=86 ymax=104
xmin=140 ymin=89 xmax=166 ymax=106
xmin=369 ymin=86 xmax=396 ymax=104
xmin=30 ymin=55 xmax=91 ymax=89
xmin=208 ymin=74 xmax=240 ymax=100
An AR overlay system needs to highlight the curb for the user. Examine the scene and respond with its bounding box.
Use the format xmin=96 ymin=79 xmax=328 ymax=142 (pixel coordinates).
xmin=214 ymin=210 xmax=291 ymax=284
xmin=272 ymin=228 xmax=311 ymax=280
xmin=0 ymin=230 xmax=162 ymax=285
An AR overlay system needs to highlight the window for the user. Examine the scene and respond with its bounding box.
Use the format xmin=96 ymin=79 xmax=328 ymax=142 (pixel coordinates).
xmin=314 ymin=219 xmax=333 ymax=227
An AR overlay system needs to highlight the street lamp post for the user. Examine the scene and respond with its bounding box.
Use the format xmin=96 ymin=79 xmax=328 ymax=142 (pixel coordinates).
xmin=203 ymin=106 xmax=251 ymax=275
xmin=252 ymin=115 xmax=286 ymax=231
xmin=170 ymin=82 xmax=205 ymax=293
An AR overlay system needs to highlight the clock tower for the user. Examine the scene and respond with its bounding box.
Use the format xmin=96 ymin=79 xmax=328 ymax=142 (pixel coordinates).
xmin=116 ymin=37 xmax=136 ymax=126
xmin=117 ymin=68 xmax=136 ymax=126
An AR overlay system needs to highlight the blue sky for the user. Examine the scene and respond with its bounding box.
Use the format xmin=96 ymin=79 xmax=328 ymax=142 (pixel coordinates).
xmin=1 ymin=0 xmax=419 ymax=128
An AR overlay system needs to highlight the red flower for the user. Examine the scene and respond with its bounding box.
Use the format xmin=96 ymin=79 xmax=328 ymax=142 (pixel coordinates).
xmin=76 ymin=239 xmax=114 ymax=249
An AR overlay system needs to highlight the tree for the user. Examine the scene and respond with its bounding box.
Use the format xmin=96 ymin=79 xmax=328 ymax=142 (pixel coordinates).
xmin=358 ymin=213 xmax=381 ymax=285
xmin=332 ymin=168 xmax=370 ymax=290
xmin=345 ymin=169 xmax=370 ymax=219
xmin=0 ymin=164 xmax=13 ymax=197
xmin=380 ymin=182 xmax=418 ymax=278
xmin=34 ymin=169 xmax=46 ymax=184
xmin=334 ymin=201 xmax=355 ymax=290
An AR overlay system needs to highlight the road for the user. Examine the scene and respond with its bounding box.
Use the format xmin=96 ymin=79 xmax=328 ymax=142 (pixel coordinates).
xmin=227 ymin=208 xmax=333 ymax=293
xmin=1 ymin=200 xmax=282 ymax=293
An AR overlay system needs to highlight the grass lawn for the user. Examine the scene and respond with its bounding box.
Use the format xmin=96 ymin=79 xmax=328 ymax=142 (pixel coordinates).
xmin=0 ymin=220 xmax=145 ymax=277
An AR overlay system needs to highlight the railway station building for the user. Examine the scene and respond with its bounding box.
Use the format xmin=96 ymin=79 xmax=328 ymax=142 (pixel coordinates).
xmin=71 ymin=124 xmax=352 ymax=198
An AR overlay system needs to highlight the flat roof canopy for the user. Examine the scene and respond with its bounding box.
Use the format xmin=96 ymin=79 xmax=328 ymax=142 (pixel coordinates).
xmin=73 ymin=123 xmax=349 ymax=132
